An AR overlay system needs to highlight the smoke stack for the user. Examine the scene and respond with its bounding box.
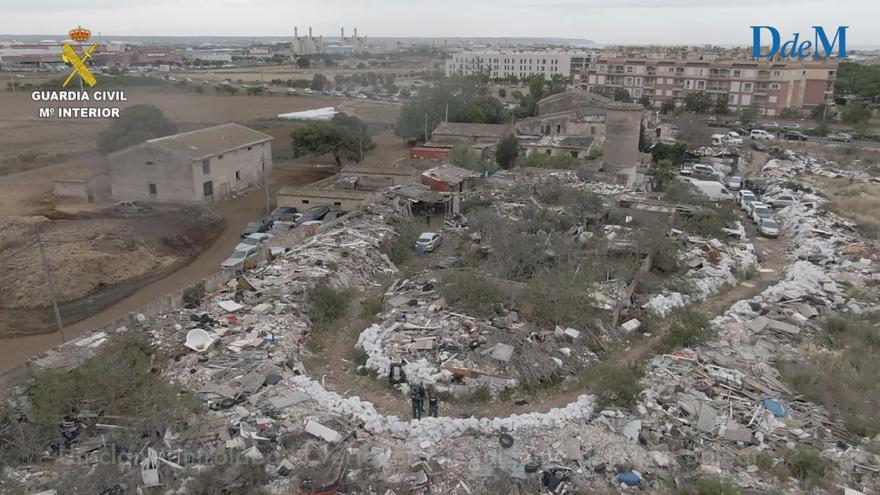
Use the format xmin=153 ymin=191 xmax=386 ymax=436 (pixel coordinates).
xmin=309 ymin=26 xmax=312 ymax=38
xmin=341 ymin=27 xmax=345 ymax=39
xmin=354 ymin=27 xmax=358 ymax=38
xmin=294 ymin=26 xmax=298 ymax=38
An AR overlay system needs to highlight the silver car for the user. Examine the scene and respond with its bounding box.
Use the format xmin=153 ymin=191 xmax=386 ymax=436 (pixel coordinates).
xmin=415 ymin=232 xmax=442 ymax=253
xmin=221 ymin=246 xmax=257 ymax=269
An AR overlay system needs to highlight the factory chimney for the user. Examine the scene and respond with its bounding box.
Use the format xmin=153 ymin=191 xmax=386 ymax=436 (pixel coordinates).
xmin=354 ymin=27 xmax=358 ymax=38
xmin=341 ymin=27 xmax=345 ymax=39
xmin=294 ymin=26 xmax=298 ymax=38
xmin=309 ymin=26 xmax=313 ymax=38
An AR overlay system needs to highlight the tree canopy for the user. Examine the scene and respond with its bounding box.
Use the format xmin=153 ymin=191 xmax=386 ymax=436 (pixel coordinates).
xmin=290 ymin=113 xmax=374 ymax=168
xmin=495 ymin=135 xmax=520 ymax=170
xmin=683 ymin=92 xmax=713 ymax=114
xmin=394 ymin=79 xmax=509 ymax=143
xmin=97 ymin=104 xmax=177 ymax=154
xmin=835 ymin=61 xmax=880 ymax=99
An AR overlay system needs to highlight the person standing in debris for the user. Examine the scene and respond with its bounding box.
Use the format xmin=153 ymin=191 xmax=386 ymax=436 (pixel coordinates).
xmin=428 ymin=396 xmax=438 ymax=418
xmin=425 ymin=214 xmax=431 ymax=226
xmin=417 ymin=384 xmax=426 ymax=413
xmin=410 ymin=390 xmax=422 ymax=420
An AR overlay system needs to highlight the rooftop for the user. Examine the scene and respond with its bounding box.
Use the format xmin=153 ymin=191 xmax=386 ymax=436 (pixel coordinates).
xmin=422 ymin=164 xmax=480 ymax=185
xmin=431 ymin=122 xmax=513 ymax=139
xmin=145 ymin=123 xmax=273 ymax=161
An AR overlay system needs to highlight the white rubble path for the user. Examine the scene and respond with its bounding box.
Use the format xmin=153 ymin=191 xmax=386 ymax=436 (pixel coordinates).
xmin=289 ymin=374 xmax=595 ymax=442
xmin=277 ymin=106 xmax=337 ymax=120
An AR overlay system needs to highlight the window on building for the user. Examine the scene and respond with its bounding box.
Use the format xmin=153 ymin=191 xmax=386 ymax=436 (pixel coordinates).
xmin=247 ymin=146 xmax=252 ymax=151
xmin=203 ymin=180 xmax=213 ymax=197
xmin=334 ymin=201 xmax=342 ymax=206
xmin=148 ymin=183 xmax=157 ymax=195
xmin=556 ymin=124 xmax=561 ymax=134
xmin=218 ymin=154 xmax=224 ymax=160
xmin=770 ymin=83 xmax=781 ymax=90
xmin=202 ymin=160 xmax=210 ymax=174
xmin=145 ymin=161 xmax=154 ymax=166
xmin=733 ymin=70 xmax=741 ymax=77
xmin=570 ymin=151 xmax=578 ymax=158
xmin=546 ymin=149 xmax=552 ymax=155
xmin=301 ymin=199 xmax=310 ymax=204
xmin=743 ymin=82 xmax=753 ymax=92
xmin=235 ymin=170 xmax=241 ymax=181
xmin=626 ymin=66 xmax=633 ymax=73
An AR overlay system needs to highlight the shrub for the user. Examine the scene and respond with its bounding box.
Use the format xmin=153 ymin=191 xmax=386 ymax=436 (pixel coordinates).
xmin=660 ymin=309 xmax=715 ymax=352
xmin=677 ymin=208 xmax=738 ymax=238
xmin=688 ymin=478 xmax=741 ymax=495
xmin=439 ymin=271 xmax=511 ymax=318
xmin=306 ymin=283 xmax=352 ymax=327
xmin=579 ymin=362 xmax=643 ymax=410
xmin=784 ymin=448 xmax=829 ymax=485
xmin=380 ymin=220 xmax=420 ymax=266
xmin=360 ymin=296 xmax=384 ymax=321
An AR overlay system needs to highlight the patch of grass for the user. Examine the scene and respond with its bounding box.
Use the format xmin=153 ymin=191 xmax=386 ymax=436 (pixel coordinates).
xmin=359 ymin=295 xmax=384 ymax=321
xmin=676 ymin=207 xmax=738 ymax=239
xmin=782 ymin=314 xmax=880 ymax=436
xmin=380 ymin=220 xmax=421 ymax=266
xmin=1 ymin=334 xmax=193 ymax=466
xmin=461 ymin=196 xmax=491 ymax=214
xmin=439 ymin=271 xmax=512 ymax=318
xmin=659 ymin=309 xmax=715 ymax=352
xmin=784 ymin=448 xmax=830 ymax=487
xmin=350 ymin=346 xmax=369 ymax=367
xmin=578 ymin=362 xmax=643 ymax=410
xmin=187 ymin=453 xmax=269 ymax=495
xmin=680 ymin=478 xmax=741 ymax=495
xmin=465 ymin=385 xmax=492 ymax=403
xmin=305 ymin=282 xmax=352 ymax=328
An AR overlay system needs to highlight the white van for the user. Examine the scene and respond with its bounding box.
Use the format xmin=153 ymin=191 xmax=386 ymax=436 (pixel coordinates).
xmin=688 ymin=179 xmax=735 ymax=201
xmin=750 ymin=129 xmax=774 ymax=140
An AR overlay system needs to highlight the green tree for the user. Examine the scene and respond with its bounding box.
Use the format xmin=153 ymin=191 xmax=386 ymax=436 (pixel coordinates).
xmin=660 ymin=100 xmax=676 ymax=115
xmin=651 ymin=141 xmax=687 ymax=166
xmin=684 ymin=91 xmax=713 ymax=113
xmin=810 ymin=103 xmax=829 ymax=122
xmin=498 ymin=88 xmax=507 ymax=98
xmin=714 ymin=95 xmax=730 ymax=115
xmin=290 ymin=113 xmax=373 ymax=168
xmin=638 ymin=94 xmax=652 ymax=109
xmin=840 ymin=101 xmax=872 ymax=126
xmin=834 ymin=61 xmax=880 ymax=99
xmin=460 ymin=95 xmax=508 ymax=124
xmin=97 ymin=104 xmax=177 ymax=154
xmin=310 ymin=73 xmax=328 ymax=91
xmin=739 ymin=105 xmax=759 ymax=126
xmin=246 ymin=86 xmax=263 ymax=96
xmin=495 ymin=135 xmax=519 ymax=170
xmin=613 ymin=87 xmax=632 ymax=103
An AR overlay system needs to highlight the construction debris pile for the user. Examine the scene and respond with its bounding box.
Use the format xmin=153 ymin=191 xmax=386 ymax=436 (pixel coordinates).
xmin=356 ymin=270 xmax=599 ymax=394
xmin=644 ymin=228 xmax=757 ymax=317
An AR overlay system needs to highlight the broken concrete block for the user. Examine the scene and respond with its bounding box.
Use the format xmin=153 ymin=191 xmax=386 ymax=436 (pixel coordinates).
xmin=305 ymin=420 xmax=342 ymax=442
xmin=651 ymin=451 xmax=671 ymax=468
xmin=559 ymin=347 xmax=571 ymax=356
xmin=491 ymin=343 xmax=514 ymax=362
xmin=268 ymin=391 xmax=310 ymax=410
xmin=621 ymin=319 xmax=641 ymax=332
xmin=748 ymin=316 xmax=770 ymax=333
xmin=563 ymin=327 xmax=580 ymax=340
xmin=560 ymin=438 xmax=581 ymax=461
xmin=552 ymin=357 xmax=563 ymax=367
xmin=722 ymin=420 xmax=753 ymax=443
xmin=766 ymin=318 xmax=800 ymax=336
xmin=696 ymin=403 xmax=718 ymax=433
xmin=797 ymin=303 xmax=818 ymax=319
xmin=218 ymin=300 xmax=244 ymax=312
xmin=243 ymin=446 xmax=264 ymax=462
xmin=623 ymin=420 xmax=642 ymax=443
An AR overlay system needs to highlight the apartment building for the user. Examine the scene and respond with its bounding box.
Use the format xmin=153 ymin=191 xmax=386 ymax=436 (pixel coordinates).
xmin=574 ymin=53 xmax=837 ymax=117
xmin=445 ymin=50 xmax=593 ymax=79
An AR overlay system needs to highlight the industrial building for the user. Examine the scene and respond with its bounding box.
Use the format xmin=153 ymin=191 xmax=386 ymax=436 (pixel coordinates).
xmin=108 ymin=123 xmax=273 ymax=204
xmin=445 ymin=50 xmax=593 ymax=79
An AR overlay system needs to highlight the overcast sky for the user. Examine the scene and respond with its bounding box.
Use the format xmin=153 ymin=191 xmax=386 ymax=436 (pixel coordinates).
xmin=0 ymin=0 xmax=877 ymax=46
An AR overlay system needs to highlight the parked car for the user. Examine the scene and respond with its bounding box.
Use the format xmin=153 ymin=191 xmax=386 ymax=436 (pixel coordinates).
xmin=323 ymin=210 xmax=349 ymax=221
xmin=744 ymin=177 xmax=769 ymax=195
xmin=113 ymin=201 xmax=152 ymax=214
xmin=688 ymin=179 xmax=734 ymax=201
xmin=725 ymin=132 xmax=744 ymax=145
xmin=783 ymin=123 xmax=801 ymax=130
xmin=731 ymin=127 xmax=749 ymax=137
xmin=243 ymin=219 xmax=273 ymax=238
xmin=727 ymin=176 xmax=743 ymax=191
xmin=751 ymin=203 xmax=773 ymax=224
xmin=221 ymin=246 xmax=257 ymax=269
xmin=758 ymin=217 xmax=780 ymax=238
xmin=415 ymin=232 xmax=442 ymax=252
xmin=784 ymin=131 xmax=808 ymax=141
xmin=766 ymin=194 xmax=797 ymax=209
xmin=738 ymin=190 xmax=757 ymax=211
xmin=234 ymin=232 xmax=273 ymax=252
xmin=691 ymin=164 xmax=717 ymax=178
xmin=295 ymin=205 xmax=330 ymax=225
xmin=269 ymin=207 xmax=298 ymax=222
xmin=827 ymin=133 xmax=852 ymax=143
xmin=750 ymin=129 xmax=774 ymax=140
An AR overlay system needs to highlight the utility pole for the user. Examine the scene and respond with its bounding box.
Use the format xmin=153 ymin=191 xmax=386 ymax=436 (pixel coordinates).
xmin=424 ymin=113 xmax=428 ymax=142
xmin=261 ymin=156 xmax=271 ymax=217
xmin=445 ymin=103 xmax=448 ymax=123
xmin=9 ymin=74 xmax=14 ymax=94
xmin=35 ymin=227 xmax=66 ymax=343
xmin=359 ymin=128 xmax=364 ymax=161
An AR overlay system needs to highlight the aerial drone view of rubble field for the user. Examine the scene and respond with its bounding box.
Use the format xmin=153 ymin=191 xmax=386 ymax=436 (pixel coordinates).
xmin=2 ymin=5 xmax=880 ymax=495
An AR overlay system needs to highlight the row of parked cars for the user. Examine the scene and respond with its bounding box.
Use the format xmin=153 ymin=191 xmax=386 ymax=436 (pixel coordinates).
xmin=734 ymin=188 xmax=796 ymax=238
xmin=220 ymin=206 xmax=348 ymax=269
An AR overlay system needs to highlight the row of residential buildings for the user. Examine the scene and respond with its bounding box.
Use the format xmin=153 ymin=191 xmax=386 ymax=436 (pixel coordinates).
xmin=445 ymin=46 xmax=839 ymax=116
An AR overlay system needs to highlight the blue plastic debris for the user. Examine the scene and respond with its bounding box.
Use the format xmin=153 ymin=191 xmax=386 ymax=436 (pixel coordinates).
xmin=617 ymin=471 xmax=641 ymax=486
xmin=762 ymin=397 xmax=786 ymax=417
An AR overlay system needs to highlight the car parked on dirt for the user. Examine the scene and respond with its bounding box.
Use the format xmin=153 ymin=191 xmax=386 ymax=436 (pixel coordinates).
xmin=221 ymin=246 xmax=258 ymax=269
xmin=766 ymin=194 xmax=797 ymax=209
xmin=751 ymin=203 xmax=773 ymax=224
xmin=241 ymin=219 xmax=272 ymax=238
xmin=234 ymin=232 xmax=273 ymax=252
xmin=727 ymin=176 xmax=742 ymax=191
xmin=415 ymin=232 xmax=442 ymax=253
xmin=738 ymin=190 xmax=756 ymax=211
xmin=113 ymin=201 xmax=152 ymax=214
xmin=758 ymin=217 xmax=780 ymax=238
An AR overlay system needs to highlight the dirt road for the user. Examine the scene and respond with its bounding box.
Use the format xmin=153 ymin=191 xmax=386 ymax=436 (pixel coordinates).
xmin=0 ymin=168 xmax=328 ymax=375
